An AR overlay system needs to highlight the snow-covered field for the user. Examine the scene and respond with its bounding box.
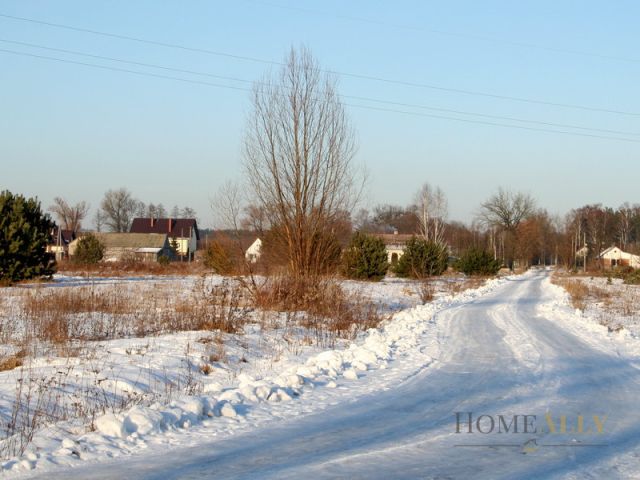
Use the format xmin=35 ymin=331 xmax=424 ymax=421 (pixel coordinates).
xmin=0 ymin=272 xmax=473 ymax=475
xmin=2 ymin=269 xmax=640 ymax=479
xmin=552 ymin=274 xmax=640 ymax=338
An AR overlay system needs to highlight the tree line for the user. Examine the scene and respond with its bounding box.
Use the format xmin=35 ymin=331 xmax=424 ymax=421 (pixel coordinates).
xmin=48 ymin=189 xmax=197 ymax=234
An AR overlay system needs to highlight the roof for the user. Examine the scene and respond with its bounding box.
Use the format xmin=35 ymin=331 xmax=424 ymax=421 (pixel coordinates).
xmin=599 ymin=246 xmax=640 ymax=260
xmin=130 ymin=218 xmax=199 ymax=240
xmin=89 ymin=233 xmax=169 ymax=249
xmin=373 ymin=233 xmax=415 ymax=245
xmin=50 ymin=228 xmax=76 ymax=245
xmin=599 ymin=246 xmax=618 ymax=258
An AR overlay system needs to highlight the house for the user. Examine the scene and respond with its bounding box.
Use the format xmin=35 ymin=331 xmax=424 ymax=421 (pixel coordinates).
xmin=69 ymin=233 xmax=174 ymax=262
xmin=373 ymin=233 xmax=414 ymax=265
xmin=46 ymin=228 xmax=76 ymax=261
xmin=130 ymin=218 xmax=199 ymax=260
xmin=599 ymin=246 xmax=640 ymax=269
xmin=245 ymin=238 xmax=262 ymax=263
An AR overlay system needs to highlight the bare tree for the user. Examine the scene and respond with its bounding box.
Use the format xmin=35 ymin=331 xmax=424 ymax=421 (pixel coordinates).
xmin=94 ymin=210 xmax=105 ymax=232
xmin=479 ymin=188 xmax=536 ymax=232
xmin=212 ymin=180 xmax=245 ymax=233
xmin=181 ymin=206 xmax=197 ymax=220
xmin=414 ymin=183 xmax=448 ymax=246
xmin=618 ymin=202 xmax=632 ymax=250
xmin=99 ymin=188 xmax=138 ymax=232
xmin=48 ymin=197 xmax=89 ymax=232
xmin=478 ymin=188 xmax=536 ymax=269
xmin=243 ymin=46 xmax=360 ymax=278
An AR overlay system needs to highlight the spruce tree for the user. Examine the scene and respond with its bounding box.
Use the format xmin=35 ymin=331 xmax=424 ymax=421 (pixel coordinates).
xmin=341 ymin=232 xmax=389 ymax=281
xmin=454 ymin=248 xmax=502 ymax=276
xmin=393 ymin=237 xmax=448 ymax=279
xmin=73 ymin=234 xmax=104 ymax=264
xmin=0 ymin=190 xmax=56 ymax=284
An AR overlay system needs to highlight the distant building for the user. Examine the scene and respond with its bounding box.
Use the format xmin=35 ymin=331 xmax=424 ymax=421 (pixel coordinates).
xmin=69 ymin=233 xmax=174 ymax=262
xmin=245 ymin=238 xmax=262 ymax=263
xmin=373 ymin=233 xmax=414 ymax=265
xmin=130 ymin=218 xmax=199 ymax=260
xmin=47 ymin=228 xmax=76 ymax=261
xmin=599 ymin=246 xmax=640 ymax=269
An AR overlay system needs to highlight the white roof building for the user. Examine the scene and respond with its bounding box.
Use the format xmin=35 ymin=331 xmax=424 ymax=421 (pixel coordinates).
xmin=599 ymin=246 xmax=640 ymax=269
xmin=245 ymin=238 xmax=262 ymax=263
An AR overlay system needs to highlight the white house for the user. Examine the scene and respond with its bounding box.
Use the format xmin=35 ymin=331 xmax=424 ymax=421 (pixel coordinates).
xmin=599 ymin=246 xmax=640 ymax=269
xmin=374 ymin=233 xmax=413 ymax=265
xmin=245 ymin=238 xmax=262 ymax=263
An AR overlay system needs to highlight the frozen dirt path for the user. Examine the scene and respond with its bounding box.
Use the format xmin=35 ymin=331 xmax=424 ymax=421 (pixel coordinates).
xmin=30 ymin=270 xmax=640 ymax=479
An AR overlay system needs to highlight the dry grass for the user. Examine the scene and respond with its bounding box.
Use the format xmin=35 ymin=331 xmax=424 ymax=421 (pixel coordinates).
xmin=552 ymin=276 xmax=611 ymax=311
xmin=415 ymin=280 xmax=434 ymax=304
xmin=445 ymin=276 xmax=487 ymax=296
xmin=253 ymin=275 xmax=384 ymax=345
xmin=56 ymin=259 xmax=206 ymax=277
xmin=1 ymin=279 xmax=252 ymax=353
xmin=0 ymin=350 xmax=26 ymax=372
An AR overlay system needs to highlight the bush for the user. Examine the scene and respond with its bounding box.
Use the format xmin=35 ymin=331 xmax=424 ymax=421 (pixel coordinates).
xmin=0 ymin=190 xmax=56 ymax=284
xmin=157 ymin=254 xmax=171 ymax=266
xmin=73 ymin=234 xmax=104 ymax=264
xmin=203 ymin=240 xmax=235 ymax=274
xmin=393 ymin=237 xmax=448 ymax=278
xmin=341 ymin=232 xmax=388 ymax=281
xmin=455 ymin=248 xmax=501 ymax=276
xmin=623 ymin=269 xmax=640 ymax=285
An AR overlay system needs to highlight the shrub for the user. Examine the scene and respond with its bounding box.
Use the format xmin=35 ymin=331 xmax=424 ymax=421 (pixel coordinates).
xmin=203 ymin=240 xmax=235 ymax=274
xmin=393 ymin=237 xmax=448 ymax=278
xmin=0 ymin=190 xmax=56 ymax=284
xmin=73 ymin=233 xmax=104 ymax=264
xmin=157 ymin=254 xmax=171 ymax=266
xmin=623 ymin=269 xmax=640 ymax=285
xmin=455 ymin=248 xmax=501 ymax=276
xmin=252 ymin=275 xmax=383 ymax=342
xmin=341 ymin=232 xmax=388 ymax=281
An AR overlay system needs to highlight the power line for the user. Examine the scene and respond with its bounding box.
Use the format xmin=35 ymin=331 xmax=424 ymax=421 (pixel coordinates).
xmin=2 ymin=47 xmax=639 ymax=144
xmin=1 ymin=12 xmax=638 ymax=117
xmin=245 ymin=0 xmax=640 ymax=65
xmin=3 ymin=38 xmax=639 ymax=138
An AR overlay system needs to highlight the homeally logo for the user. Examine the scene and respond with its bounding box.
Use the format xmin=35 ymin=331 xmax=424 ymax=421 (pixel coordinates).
xmin=454 ymin=412 xmax=609 ymax=453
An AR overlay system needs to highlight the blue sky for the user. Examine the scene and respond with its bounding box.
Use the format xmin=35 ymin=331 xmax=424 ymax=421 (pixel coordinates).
xmin=1 ymin=1 xmax=639 ymax=228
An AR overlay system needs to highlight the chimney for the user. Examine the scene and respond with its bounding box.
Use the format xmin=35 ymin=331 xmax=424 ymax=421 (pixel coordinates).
xmin=150 ymin=217 xmax=154 ymax=227
xmin=169 ymin=219 xmax=172 ymax=233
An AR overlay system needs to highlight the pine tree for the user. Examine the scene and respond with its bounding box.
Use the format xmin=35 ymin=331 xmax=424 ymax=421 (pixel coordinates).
xmin=341 ymin=232 xmax=389 ymax=281
xmin=73 ymin=234 xmax=104 ymax=264
xmin=454 ymin=248 xmax=501 ymax=276
xmin=0 ymin=190 xmax=56 ymax=284
xmin=393 ymin=237 xmax=448 ymax=279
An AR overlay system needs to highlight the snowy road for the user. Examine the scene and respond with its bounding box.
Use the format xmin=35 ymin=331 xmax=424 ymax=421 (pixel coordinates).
xmin=32 ymin=270 xmax=640 ymax=479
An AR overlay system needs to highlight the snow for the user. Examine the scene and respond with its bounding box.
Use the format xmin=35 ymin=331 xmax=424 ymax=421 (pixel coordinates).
xmin=2 ymin=269 xmax=640 ymax=478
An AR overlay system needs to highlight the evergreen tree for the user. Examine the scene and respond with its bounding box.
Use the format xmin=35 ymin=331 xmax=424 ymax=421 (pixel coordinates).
xmin=203 ymin=240 xmax=234 ymax=274
xmin=73 ymin=234 xmax=104 ymax=264
xmin=454 ymin=248 xmax=502 ymax=276
xmin=393 ymin=237 xmax=448 ymax=278
xmin=0 ymin=190 xmax=56 ymax=284
xmin=341 ymin=232 xmax=389 ymax=281
xmin=170 ymin=237 xmax=180 ymax=259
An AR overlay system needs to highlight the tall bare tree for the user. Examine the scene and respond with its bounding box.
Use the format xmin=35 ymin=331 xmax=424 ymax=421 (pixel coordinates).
xmin=414 ymin=183 xmax=448 ymax=246
xmin=99 ymin=188 xmax=138 ymax=232
xmin=243 ymin=46 xmax=360 ymax=278
xmin=48 ymin=197 xmax=89 ymax=232
xmin=478 ymin=188 xmax=536 ymax=268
